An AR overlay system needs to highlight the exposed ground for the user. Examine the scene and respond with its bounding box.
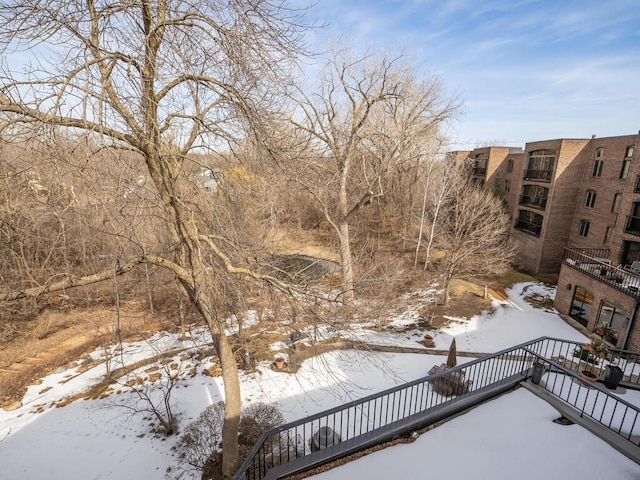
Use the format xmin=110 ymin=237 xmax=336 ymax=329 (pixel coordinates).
xmin=0 ymin=271 xmax=531 ymax=410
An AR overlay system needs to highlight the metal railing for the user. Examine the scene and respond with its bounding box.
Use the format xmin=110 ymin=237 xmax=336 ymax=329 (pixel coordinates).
xmin=234 ymin=344 xmax=538 ymax=480
xmin=524 ymin=338 xmax=640 ymax=446
xmin=523 ymin=169 xmax=553 ymax=182
xmin=625 ymin=215 xmax=640 ymax=237
xmin=519 ymin=194 xmax=547 ymax=210
xmin=563 ymin=248 xmax=640 ymax=300
xmin=525 ymin=337 xmax=640 ymax=388
xmin=515 ymin=218 xmax=542 ymax=236
xmin=472 ymin=167 xmax=487 ymax=176
xmin=234 ymin=337 xmax=640 ymax=480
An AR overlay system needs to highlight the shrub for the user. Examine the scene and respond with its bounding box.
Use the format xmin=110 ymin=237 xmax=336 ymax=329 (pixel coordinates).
xmin=169 ymin=401 xmax=225 ymax=479
xmin=169 ymin=401 xmax=284 ymax=480
xmin=238 ymin=402 xmax=285 ymax=458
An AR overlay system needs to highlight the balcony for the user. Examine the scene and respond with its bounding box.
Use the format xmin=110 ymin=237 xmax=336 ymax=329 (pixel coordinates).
xmin=515 ymin=218 xmax=542 ymax=236
xmin=519 ymin=194 xmax=547 ymax=210
xmin=523 ymin=169 xmax=553 ymax=182
xmin=472 ymin=167 xmax=487 ymax=176
xmin=563 ymin=248 xmax=640 ymax=300
xmin=625 ymin=215 xmax=640 ymax=236
xmin=234 ymin=335 xmax=640 ymax=480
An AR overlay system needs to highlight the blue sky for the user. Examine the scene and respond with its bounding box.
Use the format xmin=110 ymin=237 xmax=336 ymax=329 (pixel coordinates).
xmin=301 ymin=0 xmax=640 ymax=150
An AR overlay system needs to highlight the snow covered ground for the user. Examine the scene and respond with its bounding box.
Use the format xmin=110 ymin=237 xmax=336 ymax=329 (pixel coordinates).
xmin=2 ymin=282 xmax=636 ymax=480
xmin=311 ymin=388 xmax=640 ymax=480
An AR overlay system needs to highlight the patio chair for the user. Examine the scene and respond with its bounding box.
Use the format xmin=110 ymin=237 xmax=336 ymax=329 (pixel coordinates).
xmin=623 ymin=261 xmax=640 ymax=275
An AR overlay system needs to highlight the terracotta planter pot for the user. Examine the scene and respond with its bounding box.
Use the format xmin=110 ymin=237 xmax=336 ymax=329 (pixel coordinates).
xmin=580 ymin=370 xmax=597 ymax=383
xmin=274 ymin=358 xmax=285 ymax=370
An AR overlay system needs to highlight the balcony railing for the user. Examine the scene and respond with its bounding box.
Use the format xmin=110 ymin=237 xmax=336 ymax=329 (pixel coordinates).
xmin=625 ymin=215 xmax=640 ymax=236
xmin=472 ymin=167 xmax=487 ymax=176
xmin=234 ymin=344 xmax=535 ymax=480
xmin=525 ymin=338 xmax=640 ymax=445
xmin=515 ymin=218 xmax=542 ymax=236
xmin=519 ymin=194 xmax=547 ymax=210
xmin=523 ymin=169 xmax=553 ymax=182
xmin=235 ymin=337 xmax=640 ymax=480
xmin=563 ymin=248 xmax=640 ymax=299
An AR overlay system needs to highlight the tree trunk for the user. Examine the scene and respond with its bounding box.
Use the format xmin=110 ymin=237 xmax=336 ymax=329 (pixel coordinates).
xmin=205 ymin=313 xmax=241 ymax=478
xmin=338 ymin=220 xmax=356 ymax=308
xmin=415 ymin=182 xmax=429 ymax=267
xmin=443 ymin=263 xmax=455 ymax=306
xmin=147 ymin=151 xmax=243 ymax=478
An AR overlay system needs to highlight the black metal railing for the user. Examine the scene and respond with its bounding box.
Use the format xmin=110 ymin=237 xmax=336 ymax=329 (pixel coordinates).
xmin=515 ymin=218 xmax=542 ymax=236
xmin=525 ymin=337 xmax=640 ymax=388
xmin=524 ymin=338 xmax=640 ymax=446
xmin=519 ymin=194 xmax=547 ymax=210
xmin=234 ymin=345 xmax=537 ymax=480
xmin=523 ymin=169 xmax=553 ymax=182
xmin=234 ymin=337 xmax=640 ymax=480
xmin=472 ymin=167 xmax=487 ymax=176
xmin=563 ymin=248 xmax=640 ymax=300
xmin=625 ymin=215 xmax=640 ymax=236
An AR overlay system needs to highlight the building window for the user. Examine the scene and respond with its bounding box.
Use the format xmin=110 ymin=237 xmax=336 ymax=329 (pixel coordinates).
xmin=515 ymin=210 xmax=543 ymax=236
xmin=507 ymin=159 xmax=514 ymax=173
xmin=625 ymin=145 xmax=635 ymax=158
xmin=612 ymin=193 xmax=622 ymax=213
xmin=473 ymin=153 xmax=488 ymax=176
xmin=620 ymin=159 xmax=631 ymax=179
xmin=585 ymin=190 xmax=597 ymax=208
xmin=596 ymin=148 xmax=604 ymax=158
xmin=504 ymin=179 xmax=510 ymax=192
xmin=604 ymin=226 xmax=613 ymax=245
xmin=570 ymin=286 xmax=593 ymax=327
xmin=626 ymin=202 xmax=640 ymax=235
xmin=520 ymin=184 xmax=549 ymax=209
xmin=596 ymin=301 xmax=626 ymax=344
xmin=635 ymin=176 xmax=640 ymax=193
xmin=592 ymin=159 xmax=604 ymax=177
xmin=524 ymin=149 xmax=555 ymax=182
xmin=579 ymin=219 xmax=590 ymax=237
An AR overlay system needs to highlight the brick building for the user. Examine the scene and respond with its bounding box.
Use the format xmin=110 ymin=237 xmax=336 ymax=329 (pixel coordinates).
xmin=458 ymin=133 xmax=640 ymax=350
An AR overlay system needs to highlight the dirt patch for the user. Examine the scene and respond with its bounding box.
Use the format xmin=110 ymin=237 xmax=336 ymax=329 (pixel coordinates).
xmin=0 ymin=303 xmax=178 ymax=408
xmin=263 ymin=227 xmax=339 ymax=263
xmin=426 ymin=279 xmax=493 ymax=328
xmin=523 ymin=291 xmax=555 ymax=312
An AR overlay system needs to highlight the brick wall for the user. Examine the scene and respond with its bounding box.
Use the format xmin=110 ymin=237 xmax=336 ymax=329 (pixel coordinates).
xmin=555 ymin=263 xmax=639 ymax=349
xmin=567 ymin=135 xmax=639 ymax=262
xmin=537 ymin=139 xmax=590 ymax=272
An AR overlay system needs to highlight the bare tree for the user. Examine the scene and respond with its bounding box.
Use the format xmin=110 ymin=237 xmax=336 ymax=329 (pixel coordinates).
xmin=418 ymin=153 xmax=462 ymax=270
xmin=0 ymin=1 xmax=308 ymax=476
xmin=285 ymin=50 xmax=458 ymax=308
xmin=438 ymin=176 xmax=513 ymax=305
xmin=117 ymin=349 xmax=183 ymax=436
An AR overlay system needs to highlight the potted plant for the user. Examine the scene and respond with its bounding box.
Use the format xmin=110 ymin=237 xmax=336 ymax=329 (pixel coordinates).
xmin=594 ymin=324 xmax=606 ymax=337
xmin=573 ymin=345 xmax=597 ymax=365
xmin=603 ymin=325 xmax=618 ymax=344
xmin=590 ymin=338 xmax=609 ymax=359
xmin=274 ymin=357 xmax=285 ymax=370
xmin=423 ymin=334 xmax=435 ymax=348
